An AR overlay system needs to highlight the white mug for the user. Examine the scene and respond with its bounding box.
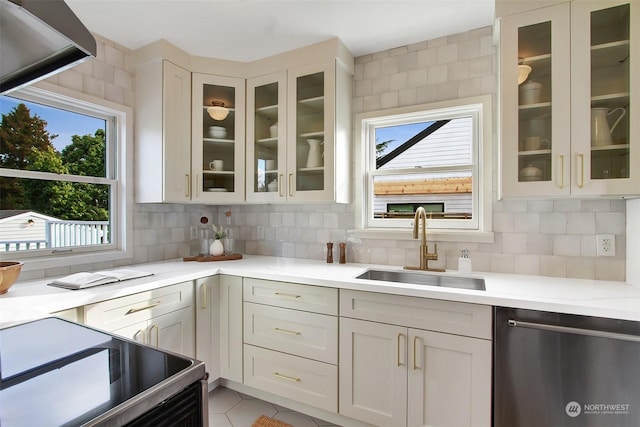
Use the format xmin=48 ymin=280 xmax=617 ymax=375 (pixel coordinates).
xmin=209 ymin=160 xmax=223 ymax=171
xmin=524 ymin=136 xmax=550 ymax=151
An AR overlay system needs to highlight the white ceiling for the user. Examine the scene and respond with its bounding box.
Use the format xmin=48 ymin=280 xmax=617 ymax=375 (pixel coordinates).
xmin=65 ymin=0 xmax=495 ymax=62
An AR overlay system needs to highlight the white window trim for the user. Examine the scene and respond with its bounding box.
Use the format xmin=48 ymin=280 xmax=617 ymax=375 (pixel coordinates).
xmin=353 ymin=95 xmax=494 ymax=243
xmin=0 ymin=81 xmax=133 ymax=271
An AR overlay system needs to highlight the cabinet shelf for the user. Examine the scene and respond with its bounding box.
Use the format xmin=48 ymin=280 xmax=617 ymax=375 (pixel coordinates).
xmin=519 ymin=148 xmax=552 ymax=156
xmin=256 ymin=137 xmax=278 ymax=149
xmin=204 ymin=137 xmax=235 ymax=144
xmin=591 ymin=143 xmax=629 ymax=152
xmin=300 ymin=131 xmax=324 ymax=139
xmin=255 ymin=104 xmax=278 ymax=120
xmin=591 ymin=40 xmax=630 ymax=69
xmin=298 ymin=166 xmax=324 ymax=173
xmin=297 ymin=96 xmax=324 ymax=114
xmin=203 ymin=170 xmax=235 ymax=175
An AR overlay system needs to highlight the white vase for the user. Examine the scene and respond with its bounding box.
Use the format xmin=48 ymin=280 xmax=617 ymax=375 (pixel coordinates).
xmin=210 ymin=239 xmax=224 ymax=256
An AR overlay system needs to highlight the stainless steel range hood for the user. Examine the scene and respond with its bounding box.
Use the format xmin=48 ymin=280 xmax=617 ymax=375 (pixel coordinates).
xmin=0 ymin=0 xmax=96 ymax=94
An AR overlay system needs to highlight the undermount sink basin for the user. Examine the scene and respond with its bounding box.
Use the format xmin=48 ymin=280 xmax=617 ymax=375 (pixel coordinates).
xmin=356 ymin=269 xmax=485 ymax=291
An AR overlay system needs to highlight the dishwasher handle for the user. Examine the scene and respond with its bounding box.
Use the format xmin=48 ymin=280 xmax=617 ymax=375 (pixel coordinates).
xmin=507 ymin=319 xmax=640 ymax=343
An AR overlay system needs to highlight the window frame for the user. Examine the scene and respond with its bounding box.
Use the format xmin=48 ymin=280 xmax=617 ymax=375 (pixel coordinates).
xmin=353 ymin=95 xmax=494 ymax=243
xmin=0 ymin=81 xmax=133 ymax=270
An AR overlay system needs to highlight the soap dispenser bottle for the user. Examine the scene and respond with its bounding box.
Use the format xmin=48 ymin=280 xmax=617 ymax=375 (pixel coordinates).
xmin=458 ymin=249 xmax=472 ymax=274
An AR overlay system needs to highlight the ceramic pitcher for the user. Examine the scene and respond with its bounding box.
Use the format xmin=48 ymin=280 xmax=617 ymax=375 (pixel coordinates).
xmin=306 ymin=139 xmax=323 ymax=168
xmin=591 ymin=107 xmax=626 ymax=146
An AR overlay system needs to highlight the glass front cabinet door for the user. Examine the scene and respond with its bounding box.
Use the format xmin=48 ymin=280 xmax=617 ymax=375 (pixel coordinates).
xmin=246 ymin=71 xmax=287 ymax=202
xmin=570 ymin=0 xmax=638 ymax=196
xmin=500 ymin=0 xmax=638 ymax=198
xmin=246 ymin=60 xmax=351 ymax=203
xmin=191 ymin=73 xmax=245 ymax=203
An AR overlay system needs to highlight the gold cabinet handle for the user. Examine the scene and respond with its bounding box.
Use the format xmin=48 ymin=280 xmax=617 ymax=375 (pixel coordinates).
xmin=274 ymin=292 xmax=301 ymax=299
xmin=413 ymin=336 xmax=421 ymax=370
xmin=558 ymin=155 xmax=565 ymax=189
xmin=125 ymin=301 xmax=161 ymax=315
xmin=274 ymin=327 xmax=302 ymax=336
xmin=278 ymin=174 xmax=284 ymax=197
xmin=201 ymin=284 xmax=208 ymax=310
xmin=397 ymin=333 xmax=405 ymax=367
xmin=185 ymin=174 xmax=190 ymax=197
xmin=577 ymin=153 xmax=584 ymax=188
xmin=149 ymin=324 xmax=158 ymax=346
xmin=288 ymin=173 xmax=293 ymax=197
xmin=133 ymin=329 xmax=145 ymax=343
xmin=274 ymin=372 xmax=301 ymax=382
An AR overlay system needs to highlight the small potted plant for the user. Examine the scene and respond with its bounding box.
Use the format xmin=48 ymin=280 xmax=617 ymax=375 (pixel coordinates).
xmin=209 ymin=224 xmax=226 ymax=256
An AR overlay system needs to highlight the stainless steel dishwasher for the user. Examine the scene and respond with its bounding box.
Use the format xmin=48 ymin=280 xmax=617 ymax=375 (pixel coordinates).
xmin=494 ymin=307 xmax=640 ymax=427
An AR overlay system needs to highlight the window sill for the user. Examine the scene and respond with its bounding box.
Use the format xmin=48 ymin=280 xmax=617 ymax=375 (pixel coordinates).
xmin=349 ymin=228 xmax=495 ymax=244
xmin=13 ymin=249 xmax=132 ymax=273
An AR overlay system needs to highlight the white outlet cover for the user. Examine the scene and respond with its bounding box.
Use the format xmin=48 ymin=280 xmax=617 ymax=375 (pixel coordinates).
xmin=596 ymin=234 xmax=615 ymax=257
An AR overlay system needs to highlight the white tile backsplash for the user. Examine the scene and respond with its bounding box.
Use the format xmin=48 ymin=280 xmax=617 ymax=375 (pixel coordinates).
xmin=24 ymin=27 xmax=627 ymax=283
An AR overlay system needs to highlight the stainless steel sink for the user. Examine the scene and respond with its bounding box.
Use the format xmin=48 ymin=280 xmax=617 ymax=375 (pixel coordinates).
xmin=356 ymin=269 xmax=485 ymax=291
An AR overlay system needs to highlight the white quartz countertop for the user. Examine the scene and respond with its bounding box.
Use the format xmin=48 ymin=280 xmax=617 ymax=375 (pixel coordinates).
xmin=1 ymin=255 xmax=639 ymax=327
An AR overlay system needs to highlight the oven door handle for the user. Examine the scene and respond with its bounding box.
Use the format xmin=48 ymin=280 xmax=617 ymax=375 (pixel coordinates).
xmin=508 ymin=319 xmax=640 ymax=343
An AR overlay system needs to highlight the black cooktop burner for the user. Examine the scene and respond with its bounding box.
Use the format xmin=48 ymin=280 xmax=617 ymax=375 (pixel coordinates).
xmin=0 ymin=317 xmax=194 ymax=427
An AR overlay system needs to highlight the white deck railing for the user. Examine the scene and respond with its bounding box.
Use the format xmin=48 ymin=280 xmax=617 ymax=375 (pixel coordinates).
xmin=0 ymin=220 xmax=110 ymax=252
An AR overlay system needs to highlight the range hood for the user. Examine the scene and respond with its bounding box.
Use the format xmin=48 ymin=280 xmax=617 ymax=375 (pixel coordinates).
xmin=0 ymin=0 xmax=96 ymax=94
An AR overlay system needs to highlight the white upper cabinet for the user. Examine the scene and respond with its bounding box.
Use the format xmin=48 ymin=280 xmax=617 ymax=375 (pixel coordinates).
xmin=135 ymin=59 xmax=192 ymax=203
xmin=191 ymin=73 xmax=246 ymax=203
xmin=500 ymin=0 xmax=639 ymax=198
xmin=246 ymin=59 xmax=352 ymax=203
xmin=134 ymin=39 xmax=353 ymax=204
xmin=246 ymin=71 xmax=287 ymax=202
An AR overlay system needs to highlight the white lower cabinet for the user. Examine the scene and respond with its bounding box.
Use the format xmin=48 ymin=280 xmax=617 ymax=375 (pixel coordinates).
xmin=242 ymin=278 xmax=339 ymax=412
xmin=111 ymin=307 xmax=194 ymax=357
xmin=84 ymin=281 xmax=195 ymax=357
xmin=339 ymin=290 xmax=492 ymax=427
xmin=220 ymin=275 xmax=243 ymax=382
xmin=243 ymin=344 xmax=338 ymax=412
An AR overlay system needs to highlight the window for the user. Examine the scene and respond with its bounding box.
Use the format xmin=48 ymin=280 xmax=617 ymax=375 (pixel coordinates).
xmin=0 ymin=83 xmax=132 ymax=266
xmin=355 ymin=96 xmax=492 ymax=240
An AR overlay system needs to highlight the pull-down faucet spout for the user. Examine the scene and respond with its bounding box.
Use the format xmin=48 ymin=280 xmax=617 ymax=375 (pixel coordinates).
xmin=405 ymin=207 xmax=444 ymax=272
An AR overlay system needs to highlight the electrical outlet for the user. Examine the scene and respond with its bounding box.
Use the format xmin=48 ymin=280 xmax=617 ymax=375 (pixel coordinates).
xmin=596 ymin=234 xmax=615 ymax=257
xmin=257 ymin=226 xmax=264 ymax=240
xmin=189 ymin=226 xmax=198 ymax=240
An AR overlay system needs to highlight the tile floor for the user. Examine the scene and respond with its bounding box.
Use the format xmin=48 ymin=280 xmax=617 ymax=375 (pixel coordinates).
xmin=208 ymin=387 xmax=340 ymax=427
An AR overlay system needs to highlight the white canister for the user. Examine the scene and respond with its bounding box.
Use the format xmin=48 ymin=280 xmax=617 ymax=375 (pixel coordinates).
xmin=519 ymin=81 xmax=542 ymax=105
xmin=269 ymin=122 xmax=278 ymax=138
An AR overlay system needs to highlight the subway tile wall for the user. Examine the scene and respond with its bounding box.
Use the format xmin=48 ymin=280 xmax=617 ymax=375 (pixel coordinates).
xmin=32 ymin=29 xmax=626 ymax=281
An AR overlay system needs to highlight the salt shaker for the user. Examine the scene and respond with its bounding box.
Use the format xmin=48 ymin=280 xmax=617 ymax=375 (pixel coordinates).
xmin=326 ymin=242 xmax=334 ymax=263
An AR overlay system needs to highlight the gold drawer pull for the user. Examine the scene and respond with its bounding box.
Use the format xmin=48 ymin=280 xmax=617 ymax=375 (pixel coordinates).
xmin=274 ymin=372 xmax=301 ymax=382
xmin=397 ymin=333 xmax=405 ymax=367
xmin=413 ymin=336 xmax=421 ymax=370
xmin=274 ymin=292 xmax=301 ymax=299
xmin=125 ymin=301 xmax=161 ymax=315
xmin=274 ymin=327 xmax=301 ymax=336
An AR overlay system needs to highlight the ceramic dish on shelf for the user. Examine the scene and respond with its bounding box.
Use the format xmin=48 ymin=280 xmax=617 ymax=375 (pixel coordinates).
xmin=205 ymin=187 xmax=228 ymax=192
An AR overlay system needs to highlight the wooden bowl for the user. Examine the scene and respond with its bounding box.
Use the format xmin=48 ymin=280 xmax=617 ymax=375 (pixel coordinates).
xmin=0 ymin=261 xmax=24 ymax=294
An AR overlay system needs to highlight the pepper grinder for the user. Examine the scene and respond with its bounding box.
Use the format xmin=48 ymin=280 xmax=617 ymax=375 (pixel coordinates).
xmin=339 ymin=242 xmax=346 ymax=264
xmin=326 ymin=242 xmax=333 ymax=263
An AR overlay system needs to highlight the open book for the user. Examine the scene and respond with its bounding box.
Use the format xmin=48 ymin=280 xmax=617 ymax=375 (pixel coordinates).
xmin=48 ymin=269 xmax=153 ymax=290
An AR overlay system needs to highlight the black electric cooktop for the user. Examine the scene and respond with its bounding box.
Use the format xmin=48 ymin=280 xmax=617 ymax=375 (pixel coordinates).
xmin=0 ymin=317 xmax=197 ymax=427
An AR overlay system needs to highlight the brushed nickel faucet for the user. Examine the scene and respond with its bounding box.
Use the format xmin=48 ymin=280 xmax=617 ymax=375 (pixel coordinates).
xmin=405 ymin=207 xmax=444 ymax=272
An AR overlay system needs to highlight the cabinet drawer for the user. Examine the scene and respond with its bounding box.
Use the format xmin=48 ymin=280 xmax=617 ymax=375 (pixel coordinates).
xmin=243 ymin=278 xmax=338 ymax=315
xmin=244 ymin=302 xmax=338 ymax=364
xmin=84 ymin=281 xmax=194 ymax=332
xmin=243 ymin=344 xmax=338 ymax=413
xmin=340 ymin=289 xmax=492 ymax=339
